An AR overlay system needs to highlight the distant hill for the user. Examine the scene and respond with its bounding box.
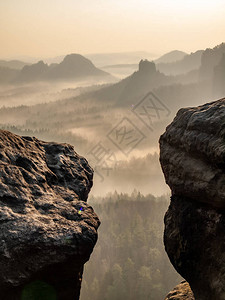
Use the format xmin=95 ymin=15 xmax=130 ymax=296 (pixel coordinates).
xmin=156 ymin=50 xmax=203 ymax=75
xmin=154 ymin=50 xmax=187 ymax=64
xmin=86 ymin=51 xmax=156 ymax=67
xmin=47 ymin=54 xmax=109 ymax=79
xmin=78 ymin=59 xmax=174 ymax=107
xmin=0 ymin=60 xmax=29 ymax=70
xmin=71 ymin=58 xmax=203 ymax=108
xmin=155 ymin=43 xmax=225 ymax=78
xmin=14 ymin=54 xmax=113 ymax=83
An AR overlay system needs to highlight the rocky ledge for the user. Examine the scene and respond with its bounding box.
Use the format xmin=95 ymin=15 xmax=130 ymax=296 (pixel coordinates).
xmin=160 ymin=98 xmax=225 ymax=299
xmin=0 ymin=130 xmax=100 ymax=299
xmin=165 ymin=281 xmax=194 ymax=300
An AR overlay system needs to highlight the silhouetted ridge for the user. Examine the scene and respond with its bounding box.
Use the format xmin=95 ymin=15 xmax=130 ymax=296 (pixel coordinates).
xmin=200 ymin=42 xmax=225 ymax=80
xmin=19 ymin=60 xmax=48 ymax=82
xmin=155 ymin=50 xmax=187 ymax=64
xmin=156 ymin=50 xmax=203 ymax=75
xmin=13 ymin=54 xmax=111 ymax=82
xmin=63 ymin=53 xmax=95 ymax=67
xmin=0 ymin=60 xmax=29 ymax=70
xmin=47 ymin=53 xmax=108 ymax=79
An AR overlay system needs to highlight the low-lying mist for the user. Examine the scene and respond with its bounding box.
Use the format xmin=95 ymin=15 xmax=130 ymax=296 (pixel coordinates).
xmin=0 ymin=43 xmax=225 ymax=198
xmin=0 ymin=78 xmax=116 ymax=108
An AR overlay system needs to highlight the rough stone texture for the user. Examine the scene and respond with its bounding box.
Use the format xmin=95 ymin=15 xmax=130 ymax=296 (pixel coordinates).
xmin=0 ymin=130 xmax=100 ymax=299
xmin=165 ymin=281 xmax=194 ymax=300
xmin=160 ymin=98 xmax=225 ymax=209
xmin=164 ymin=195 xmax=225 ymax=299
xmin=159 ymin=98 xmax=225 ymax=299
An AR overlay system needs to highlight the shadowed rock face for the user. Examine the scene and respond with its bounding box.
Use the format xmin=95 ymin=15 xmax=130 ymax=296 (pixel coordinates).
xmin=159 ymin=98 xmax=225 ymax=299
xmin=0 ymin=130 xmax=100 ymax=300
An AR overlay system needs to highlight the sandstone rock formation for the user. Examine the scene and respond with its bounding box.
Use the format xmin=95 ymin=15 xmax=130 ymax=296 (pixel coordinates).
xmin=165 ymin=281 xmax=194 ymax=300
xmin=159 ymin=98 xmax=225 ymax=299
xmin=0 ymin=129 xmax=100 ymax=299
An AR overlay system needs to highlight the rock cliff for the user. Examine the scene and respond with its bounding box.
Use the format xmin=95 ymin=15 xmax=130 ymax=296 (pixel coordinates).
xmin=160 ymin=98 xmax=225 ymax=299
xmin=0 ymin=129 xmax=100 ymax=299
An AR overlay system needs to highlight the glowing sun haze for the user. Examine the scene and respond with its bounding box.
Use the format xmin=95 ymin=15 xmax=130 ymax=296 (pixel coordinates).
xmin=1 ymin=0 xmax=225 ymax=59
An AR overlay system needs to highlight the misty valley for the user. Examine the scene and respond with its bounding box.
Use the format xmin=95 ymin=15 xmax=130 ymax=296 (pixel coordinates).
xmin=1 ymin=42 xmax=225 ymax=299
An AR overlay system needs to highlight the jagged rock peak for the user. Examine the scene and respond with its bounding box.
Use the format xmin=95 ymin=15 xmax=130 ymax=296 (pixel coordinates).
xmin=0 ymin=129 xmax=100 ymax=299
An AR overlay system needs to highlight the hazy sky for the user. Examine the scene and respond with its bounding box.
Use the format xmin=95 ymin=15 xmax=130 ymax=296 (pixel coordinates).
xmin=1 ymin=0 xmax=225 ymax=59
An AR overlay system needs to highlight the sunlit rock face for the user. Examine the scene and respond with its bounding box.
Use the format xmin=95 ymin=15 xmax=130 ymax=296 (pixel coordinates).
xmin=159 ymin=98 xmax=225 ymax=299
xmin=0 ymin=130 xmax=100 ymax=300
xmin=165 ymin=281 xmax=194 ymax=300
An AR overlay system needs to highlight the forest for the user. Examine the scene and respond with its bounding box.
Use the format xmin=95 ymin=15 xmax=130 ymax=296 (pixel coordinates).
xmin=80 ymin=193 xmax=181 ymax=300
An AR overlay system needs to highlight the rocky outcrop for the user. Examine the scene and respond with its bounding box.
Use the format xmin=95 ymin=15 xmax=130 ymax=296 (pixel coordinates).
xmin=0 ymin=130 xmax=100 ymax=299
xmin=139 ymin=59 xmax=157 ymax=73
xmin=165 ymin=281 xmax=194 ymax=300
xmin=159 ymin=98 xmax=225 ymax=299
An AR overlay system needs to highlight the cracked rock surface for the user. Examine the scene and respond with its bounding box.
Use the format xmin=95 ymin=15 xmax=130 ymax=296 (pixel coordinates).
xmin=160 ymin=98 xmax=225 ymax=299
xmin=0 ymin=129 xmax=100 ymax=299
xmin=160 ymin=98 xmax=225 ymax=209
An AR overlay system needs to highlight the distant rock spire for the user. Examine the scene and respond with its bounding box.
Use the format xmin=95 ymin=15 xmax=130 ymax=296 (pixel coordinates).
xmin=138 ymin=59 xmax=156 ymax=73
